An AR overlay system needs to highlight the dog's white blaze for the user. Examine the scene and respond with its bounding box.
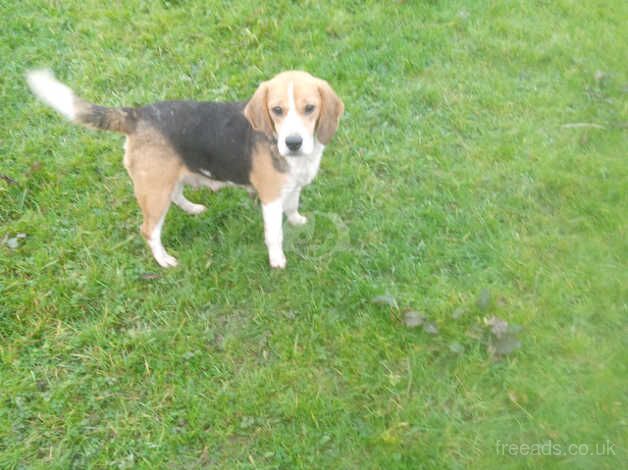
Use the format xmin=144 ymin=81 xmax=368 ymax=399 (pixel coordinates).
xmin=276 ymin=81 xmax=314 ymax=156
xmin=26 ymin=69 xmax=76 ymax=120
xmin=288 ymin=82 xmax=296 ymax=113
xmin=283 ymin=82 xmax=298 ymax=137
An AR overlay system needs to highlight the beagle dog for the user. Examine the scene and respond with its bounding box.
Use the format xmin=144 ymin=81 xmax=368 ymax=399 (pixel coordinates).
xmin=26 ymin=70 xmax=343 ymax=268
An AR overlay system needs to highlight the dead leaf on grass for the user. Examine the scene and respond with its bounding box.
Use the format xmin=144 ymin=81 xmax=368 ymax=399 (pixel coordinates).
xmin=140 ymin=272 xmax=161 ymax=280
xmin=403 ymin=310 xmax=425 ymax=328
xmin=372 ymin=294 xmax=398 ymax=308
xmin=0 ymin=174 xmax=17 ymax=185
xmin=422 ymin=321 xmax=439 ymax=335
xmin=489 ymin=332 xmax=521 ymax=356
xmin=485 ymin=315 xmax=508 ymax=337
xmin=484 ymin=315 xmax=522 ymax=357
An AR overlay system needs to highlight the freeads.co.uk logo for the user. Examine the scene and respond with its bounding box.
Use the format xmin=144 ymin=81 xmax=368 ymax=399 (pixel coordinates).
xmin=283 ymin=211 xmax=350 ymax=261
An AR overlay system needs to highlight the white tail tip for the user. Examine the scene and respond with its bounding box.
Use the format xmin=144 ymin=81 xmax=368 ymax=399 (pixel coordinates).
xmin=26 ymin=69 xmax=76 ymax=120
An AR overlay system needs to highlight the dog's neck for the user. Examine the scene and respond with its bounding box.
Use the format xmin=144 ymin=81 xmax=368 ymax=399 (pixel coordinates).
xmin=284 ymin=140 xmax=325 ymax=189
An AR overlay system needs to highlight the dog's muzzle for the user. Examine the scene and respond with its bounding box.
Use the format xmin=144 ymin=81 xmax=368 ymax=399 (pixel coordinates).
xmin=285 ymin=134 xmax=303 ymax=152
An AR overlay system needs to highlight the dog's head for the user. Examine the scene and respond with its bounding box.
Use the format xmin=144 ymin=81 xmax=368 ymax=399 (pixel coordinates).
xmin=244 ymin=71 xmax=344 ymax=157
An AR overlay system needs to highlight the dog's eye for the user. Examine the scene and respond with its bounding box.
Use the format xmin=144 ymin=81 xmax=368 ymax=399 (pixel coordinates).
xmin=304 ymin=104 xmax=316 ymax=114
xmin=271 ymin=106 xmax=283 ymax=116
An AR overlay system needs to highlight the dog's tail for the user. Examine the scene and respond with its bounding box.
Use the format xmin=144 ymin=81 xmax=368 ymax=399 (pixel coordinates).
xmin=26 ymin=69 xmax=138 ymax=134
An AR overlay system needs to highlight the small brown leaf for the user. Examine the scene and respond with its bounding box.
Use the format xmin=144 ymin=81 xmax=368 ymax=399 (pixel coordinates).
xmin=0 ymin=174 xmax=17 ymax=185
xmin=213 ymin=334 xmax=225 ymax=351
xmin=372 ymin=294 xmax=398 ymax=308
xmin=485 ymin=316 xmax=508 ymax=338
xmin=490 ymin=332 xmax=521 ymax=356
xmin=403 ymin=310 xmax=425 ymax=328
xmin=140 ymin=272 xmax=161 ymax=280
xmin=199 ymin=446 xmax=210 ymax=465
xmin=422 ymin=321 xmax=439 ymax=335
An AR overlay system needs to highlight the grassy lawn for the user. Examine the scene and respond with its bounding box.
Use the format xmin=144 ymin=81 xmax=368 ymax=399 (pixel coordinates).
xmin=1 ymin=0 xmax=626 ymax=468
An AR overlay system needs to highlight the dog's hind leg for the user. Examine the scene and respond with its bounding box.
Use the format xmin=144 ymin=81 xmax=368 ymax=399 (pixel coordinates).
xmin=171 ymin=182 xmax=207 ymax=215
xmin=136 ymin=188 xmax=177 ymax=268
xmin=126 ymin=147 xmax=181 ymax=268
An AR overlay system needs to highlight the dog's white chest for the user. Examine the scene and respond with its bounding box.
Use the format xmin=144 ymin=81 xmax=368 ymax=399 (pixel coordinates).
xmin=286 ymin=147 xmax=323 ymax=189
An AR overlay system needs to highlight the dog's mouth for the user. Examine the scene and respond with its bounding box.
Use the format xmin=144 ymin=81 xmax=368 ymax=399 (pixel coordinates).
xmin=285 ymin=150 xmax=306 ymax=158
xmin=275 ymin=144 xmax=307 ymax=158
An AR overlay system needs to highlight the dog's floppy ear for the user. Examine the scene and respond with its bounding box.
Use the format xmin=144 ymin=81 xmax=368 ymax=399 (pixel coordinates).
xmin=244 ymin=81 xmax=274 ymax=135
xmin=316 ymin=79 xmax=344 ymax=145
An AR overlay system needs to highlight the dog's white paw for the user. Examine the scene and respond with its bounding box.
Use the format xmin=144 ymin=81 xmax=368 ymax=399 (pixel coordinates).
xmin=287 ymin=213 xmax=308 ymax=226
xmin=153 ymin=250 xmax=178 ymax=268
xmin=183 ymin=202 xmax=207 ymax=215
xmin=268 ymin=250 xmax=287 ymax=269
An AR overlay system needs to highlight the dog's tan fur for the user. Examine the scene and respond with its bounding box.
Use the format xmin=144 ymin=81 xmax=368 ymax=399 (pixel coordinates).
xmin=122 ymin=127 xmax=183 ymax=244
xmin=250 ymin=145 xmax=288 ymax=204
xmin=245 ymin=71 xmax=344 ymax=146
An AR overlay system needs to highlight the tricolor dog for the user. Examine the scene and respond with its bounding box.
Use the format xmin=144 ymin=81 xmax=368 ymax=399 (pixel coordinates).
xmin=26 ymin=70 xmax=343 ymax=268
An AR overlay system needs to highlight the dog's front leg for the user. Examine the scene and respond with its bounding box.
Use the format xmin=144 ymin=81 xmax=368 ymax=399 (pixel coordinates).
xmin=262 ymin=199 xmax=286 ymax=269
xmin=284 ymin=186 xmax=308 ymax=226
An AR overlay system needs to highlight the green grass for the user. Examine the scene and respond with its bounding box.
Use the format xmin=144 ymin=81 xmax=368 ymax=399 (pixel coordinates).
xmin=1 ymin=0 xmax=626 ymax=468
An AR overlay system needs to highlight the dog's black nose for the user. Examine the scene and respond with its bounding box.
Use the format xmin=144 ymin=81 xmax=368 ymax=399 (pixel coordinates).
xmin=285 ymin=134 xmax=303 ymax=152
